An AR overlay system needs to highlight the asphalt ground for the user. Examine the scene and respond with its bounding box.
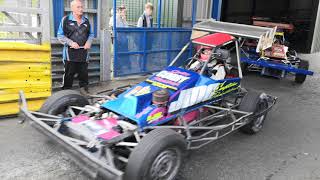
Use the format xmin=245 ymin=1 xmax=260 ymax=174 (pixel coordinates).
xmin=0 ymin=53 xmax=319 ymax=180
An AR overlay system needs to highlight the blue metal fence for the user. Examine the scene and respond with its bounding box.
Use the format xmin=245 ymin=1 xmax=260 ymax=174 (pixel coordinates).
xmin=113 ymin=0 xmax=198 ymax=77
xmin=114 ymin=28 xmax=191 ymax=76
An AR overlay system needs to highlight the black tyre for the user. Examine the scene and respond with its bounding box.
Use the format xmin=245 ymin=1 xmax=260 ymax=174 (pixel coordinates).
xmin=238 ymin=90 xmax=268 ymax=134
xmin=295 ymin=59 xmax=309 ymax=84
xmin=40 ymin=90 xmax=89 ymax=116
xmin=124 ymin=129 xmax=186 ymax=180
xmin=240 ymin=62 xmax=248 ymax=75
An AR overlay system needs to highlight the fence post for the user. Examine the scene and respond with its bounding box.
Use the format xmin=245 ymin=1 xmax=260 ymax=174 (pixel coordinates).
xmin=40 ymin=0 xmax=51 ymax=44
xmin=212 ymin=0 xmax=222 ymax=21
xmin=113 ymin=0 xmax=118 ymax=77
xmin=101 ymin=30 xmax=111 ymax=81
xmin=157 ymin=0 xmax=162 ymax=28
xmin=192 ymin=0 xmax=198 ymax=26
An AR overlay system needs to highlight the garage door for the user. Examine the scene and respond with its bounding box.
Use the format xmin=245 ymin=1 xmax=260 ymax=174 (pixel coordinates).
xmin=220 ymin=0 xmax=319 ymax=53
xmin=312 ymin=2 xmax=320 ymax=53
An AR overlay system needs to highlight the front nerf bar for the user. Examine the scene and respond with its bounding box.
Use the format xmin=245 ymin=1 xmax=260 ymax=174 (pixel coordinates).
xmin=18 ymin=91 xmax=124 ymax=180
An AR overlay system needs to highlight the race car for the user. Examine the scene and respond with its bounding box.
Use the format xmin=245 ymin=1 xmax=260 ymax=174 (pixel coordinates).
xmin=241 ymin=19 xmax=314 ymax=83
xmin=19 ymin=20 xmax=277 ymax=180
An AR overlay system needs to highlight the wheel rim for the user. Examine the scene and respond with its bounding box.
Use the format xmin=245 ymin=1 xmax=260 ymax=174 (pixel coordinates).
xmin=50 ymin=105 xmax=74 ymax=117
xmin=252 ymin=101 xmax=268 ymax=131
xmin=253 ymin=114 xmax=265 ymax=130
xmin=150 ymin=148 xmax=181 ymax=180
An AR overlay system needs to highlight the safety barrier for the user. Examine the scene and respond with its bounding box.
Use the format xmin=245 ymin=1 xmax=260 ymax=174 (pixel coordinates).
xmin=0 ymin=42 xmax=51 ymax=116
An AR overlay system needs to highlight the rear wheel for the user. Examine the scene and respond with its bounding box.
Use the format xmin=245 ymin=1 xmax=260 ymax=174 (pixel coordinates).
xmin=239 ymin=90 xmax=269 ymax=134
xmin=295 ymin=59 xmax=309 ymax=84
xmin=241 ymin=62 xmax=249 ymax=75
xmin=40 ymin=90 xmax=89 ymax=116
xmin=124 ymin=129 xmax=186 ymax=180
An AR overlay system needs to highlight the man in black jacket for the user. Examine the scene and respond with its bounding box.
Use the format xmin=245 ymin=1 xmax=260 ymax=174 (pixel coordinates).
xmin=57 ymin=0 xmax=94 ymax=94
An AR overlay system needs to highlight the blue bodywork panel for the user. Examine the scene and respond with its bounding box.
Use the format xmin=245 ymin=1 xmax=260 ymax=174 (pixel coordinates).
xmin=102 ymin=66 xmax=240 ymax=128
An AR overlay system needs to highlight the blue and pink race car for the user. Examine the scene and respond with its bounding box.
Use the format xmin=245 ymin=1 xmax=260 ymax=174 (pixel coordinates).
xmin=20 ymin=20 xmax=277 ymax=180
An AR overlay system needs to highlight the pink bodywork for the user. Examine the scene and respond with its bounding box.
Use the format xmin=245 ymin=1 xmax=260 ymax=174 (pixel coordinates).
xmin=72 ymin=115 xmax=121 ymax=140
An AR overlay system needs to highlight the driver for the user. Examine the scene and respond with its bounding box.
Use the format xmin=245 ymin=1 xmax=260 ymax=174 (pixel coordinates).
xmin=208 ymin=59 xmax=226 ymax=80
xmin=189 ymin=46 xmax=226 ymax=80
xmin=189 ymin=46 xmax=212 ymax=72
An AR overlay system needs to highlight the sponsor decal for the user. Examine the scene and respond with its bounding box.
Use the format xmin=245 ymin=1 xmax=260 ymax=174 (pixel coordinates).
xmin=212 ymin=82 xmax=239 ymax=98
xmin=135 ymin=106 xmax=153 ymax=118
xmin=146 ymin=70 xmax=191 ymax=90
xmin=135 ymin=86 xmax=151 ymax=96
xmin=169 ymin=81 xmax=239 ymax=113
xmin=148 ymin=70 xmax=190 ymax=87
xmin=147 ymin=112 xmax=163 ymax=123
xmin=81 ymin=120 xmax=109 ymax=135
xmin=125 ymin=86 xmax=151 ymax=97
xmin=146 ymin=79 xmax=177 ymax=90
xmin=156 ymin=70 xmax=190 ymax=84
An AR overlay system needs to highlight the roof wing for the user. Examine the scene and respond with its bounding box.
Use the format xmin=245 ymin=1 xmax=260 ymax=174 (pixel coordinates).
xmin=193 ymin=19 xmax=277 ymax=52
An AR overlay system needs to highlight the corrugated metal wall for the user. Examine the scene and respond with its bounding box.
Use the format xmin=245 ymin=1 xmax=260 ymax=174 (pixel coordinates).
xmin=312 ymin=2 xmax=320 ymax=53
xmin=183 ymin=0 xmax=212 ymax=26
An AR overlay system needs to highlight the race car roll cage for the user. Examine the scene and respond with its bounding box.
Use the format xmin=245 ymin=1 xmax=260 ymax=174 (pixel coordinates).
xmin=19 ymin=20 xmax=277 ymax=179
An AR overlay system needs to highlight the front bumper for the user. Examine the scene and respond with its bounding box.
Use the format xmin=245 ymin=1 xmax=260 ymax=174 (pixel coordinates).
xmin=18 ymin=91 xmax=123 ymax=180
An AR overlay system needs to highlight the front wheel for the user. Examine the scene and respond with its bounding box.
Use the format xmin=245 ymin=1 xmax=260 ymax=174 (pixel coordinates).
xmin=239 ymin=90 xmax=269 ymax=134
xmin=40 ymin=90 xmax=89 ymax=116
xmin=124 ymin=129 xmax=186 ymax=180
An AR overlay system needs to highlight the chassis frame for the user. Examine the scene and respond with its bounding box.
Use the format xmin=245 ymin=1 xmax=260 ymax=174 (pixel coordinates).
xmin=18 ymin=20 xmax=279 ymax=179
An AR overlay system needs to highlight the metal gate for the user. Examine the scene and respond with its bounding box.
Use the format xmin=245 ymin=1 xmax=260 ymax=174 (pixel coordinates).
xmin=112 ymin=0 xmax=198 ymax=77
xmin=113 ymin=28 xmax=191 ymax=77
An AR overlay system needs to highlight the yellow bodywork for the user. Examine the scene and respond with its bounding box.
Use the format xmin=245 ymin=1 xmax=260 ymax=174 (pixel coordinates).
xmin=0 ymin=42 xmax=51 ymax=116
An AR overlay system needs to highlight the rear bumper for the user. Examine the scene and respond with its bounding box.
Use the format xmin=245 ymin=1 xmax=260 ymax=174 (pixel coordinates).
xmin=19 ymin=91 xmax=123 ymax=180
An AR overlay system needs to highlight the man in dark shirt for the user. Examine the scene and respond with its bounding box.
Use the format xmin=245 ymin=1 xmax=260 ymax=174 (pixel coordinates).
xmin=57 ymin=0 xmax=94 ymax=94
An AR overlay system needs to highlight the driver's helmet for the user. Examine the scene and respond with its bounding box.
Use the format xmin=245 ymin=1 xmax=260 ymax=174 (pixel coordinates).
xmin=198 ymin=46 xmax=213 ymax=62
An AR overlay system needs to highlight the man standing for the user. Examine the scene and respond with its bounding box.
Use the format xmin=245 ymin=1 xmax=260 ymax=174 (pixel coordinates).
xmin=109 ymin=5 xmax=128 ymax=29
xmin=137 ymin=2 xmax=154 ymax=28
xmin=57 ymin=0 xmax=94 ymax=94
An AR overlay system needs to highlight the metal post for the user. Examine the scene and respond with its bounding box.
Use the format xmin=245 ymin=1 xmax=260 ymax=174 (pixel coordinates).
xmin=52 ymin=0 xmax=64 ymax=37
xmin=212 ymin=0 xmax=222 ymax=21
xmin=191 ymin=0 xmax=197 ymax=26
xmin=113 ymin=0 xmax=117 ymax=77
xmin=235 ymin=40 xmax=243 ymax=79
xmin=39 ymin=0 xmax=51 ymax=44
xmin=100 ymin=30 xmax=111 ymax=81
xmin=96 ymin=0 xmax=101 ymax=38
xmin=157 ymin=0 xmax=162 ymax=28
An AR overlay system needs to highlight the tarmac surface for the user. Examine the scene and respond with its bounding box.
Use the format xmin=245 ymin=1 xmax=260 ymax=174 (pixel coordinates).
xmin=0 ymin=53 xmax=319 ymax=180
